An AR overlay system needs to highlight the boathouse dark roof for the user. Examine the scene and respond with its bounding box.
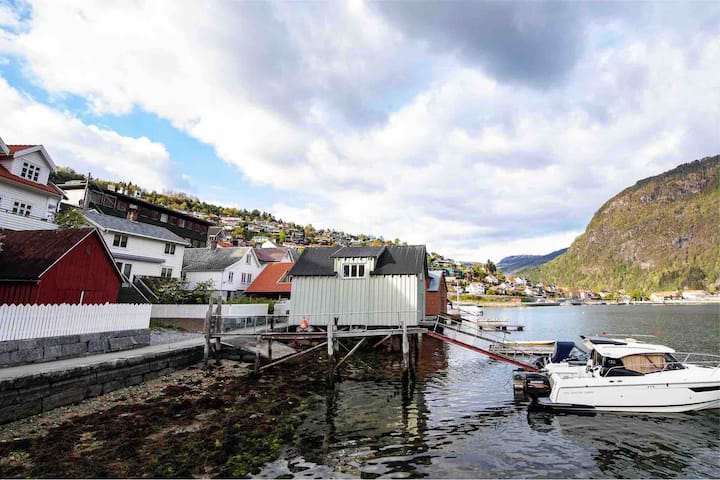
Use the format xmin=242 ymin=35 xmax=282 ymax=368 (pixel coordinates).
xmin=289 ymin=245 xmax=427 ymax=277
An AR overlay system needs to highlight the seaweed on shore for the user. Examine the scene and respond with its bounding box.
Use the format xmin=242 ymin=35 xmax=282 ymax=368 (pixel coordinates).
xmin=0 ymin=356 xmax=330 ymax=478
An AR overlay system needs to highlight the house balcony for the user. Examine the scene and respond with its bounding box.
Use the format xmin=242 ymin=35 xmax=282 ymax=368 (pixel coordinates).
xmin=0 ymin=208 xmax=58 ymax=231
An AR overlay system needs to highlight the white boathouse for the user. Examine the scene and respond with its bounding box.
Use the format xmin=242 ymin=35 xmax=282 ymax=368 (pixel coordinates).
xmin=287 ymin=245 xmax=427 ymax=327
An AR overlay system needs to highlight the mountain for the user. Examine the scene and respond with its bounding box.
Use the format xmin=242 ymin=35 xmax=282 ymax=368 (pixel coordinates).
xmin=526 ymin=155 xmax=719 ymax=294
xmin=498 ymin=248 xmax=568 ymax=275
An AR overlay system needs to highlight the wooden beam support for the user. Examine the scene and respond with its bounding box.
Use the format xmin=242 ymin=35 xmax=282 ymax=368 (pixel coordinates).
xmin=372 ymin=334 xmax=392 ymax=348
xmin=334 ymin=338 xmax=366 ymax=373
xmin=259 ymin=341 xmax=328 ymax=372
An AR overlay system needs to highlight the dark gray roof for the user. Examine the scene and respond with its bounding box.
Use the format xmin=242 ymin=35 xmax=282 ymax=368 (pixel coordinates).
xmin=289 ymin=245 xmax=427 ymax=277
xmin=85 ymin=210 xmax=189 ymax=245
xmin=330 ymin=246 xmax=386 ymax=259
xmin=287 ymin=247 xmax=337 ymax=276
xmin=183 ymin=247 xmax=251 ymax=272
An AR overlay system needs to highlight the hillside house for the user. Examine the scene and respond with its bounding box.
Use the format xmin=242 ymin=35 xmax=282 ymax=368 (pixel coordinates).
xmin=425 ymin=270 xmax=448 ymax=317
xmin=59 ymin=180 xmax=213 ymax=247
xmin=244 ymin=262 xmax=293 ymax=299
xmin=207 ymin=226 xmax=227 ymax=245
xmin=0 ymin=228 xmax=122 ymax=305
xmin=288 ymin=245 xmax=427 ymax=327
xmin=84 ymin=210 xmax=188 ymax=281
xmin=182 ymin=247 xmax=263 ymax=300
xmin=0 ymin=138 xmax=64 ymax=231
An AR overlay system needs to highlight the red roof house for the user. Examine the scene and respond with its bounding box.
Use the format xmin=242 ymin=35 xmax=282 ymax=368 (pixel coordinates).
xmin=244 ymin=262 xmax=293 ymax=299
xmin=0 ymin=228 xmax=122 ymax=305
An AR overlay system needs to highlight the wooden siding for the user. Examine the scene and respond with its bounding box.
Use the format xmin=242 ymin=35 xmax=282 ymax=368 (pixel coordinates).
xmin=0 ymin=233 xmax=120 ymax=305
xmin=290 ymin=274 xmax=423 ymax=327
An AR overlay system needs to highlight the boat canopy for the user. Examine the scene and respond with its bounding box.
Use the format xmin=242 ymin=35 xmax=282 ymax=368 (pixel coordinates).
xmin=584 ymin=337 xmax=676 ymax=359
xmin=550 ymin=341 xmax=577 ymax=363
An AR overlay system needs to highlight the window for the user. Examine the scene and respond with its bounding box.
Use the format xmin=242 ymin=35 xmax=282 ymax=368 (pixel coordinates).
xmin=21 ymin=162 xmax=40 ymax=182
xmin=343 ymin=263 xmax=366 ymax=278
xmin=177 ymin=219 xmax=186 ymax=228
xmin=116 ymin=262 xmax=132 ymax=279
xmin=12 ymin=201 xmax=32 ymax=217
xmin=181 ymin=271 xmax=187 ymax=281
xmin=228 ymin=271 xmax=234 ymax=282
xmin=161 ymin=267 xmax=173 ymax=278
xmin=246 ymin=254 xmax=251 ymax=264
xmin=160 ymin=213 xmax=168 ymax=223
xmin=113 ymin=234 xmax=128 ymax=248
xmin=164 ymin=243 xmax=176 ymax=254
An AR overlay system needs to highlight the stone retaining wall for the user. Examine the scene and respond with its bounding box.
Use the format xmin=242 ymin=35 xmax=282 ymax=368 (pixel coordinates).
xmin=0 ymin=345 xmax=203 ymax=424
xmin=0 ymin=329 xmax=151 ymax=368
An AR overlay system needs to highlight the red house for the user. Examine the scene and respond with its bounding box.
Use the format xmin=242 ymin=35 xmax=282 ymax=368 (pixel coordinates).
xmin=425 ymin=269 xmax=448 ymax=317
xmin=0 ymin=228 xmax=122 ymax=305
xmin=244 ymin=262 xmax=293 ymax=299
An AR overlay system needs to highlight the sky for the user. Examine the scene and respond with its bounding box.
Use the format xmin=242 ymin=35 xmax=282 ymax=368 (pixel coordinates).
xmin=0 ymin=0 xmax=718 ymax=262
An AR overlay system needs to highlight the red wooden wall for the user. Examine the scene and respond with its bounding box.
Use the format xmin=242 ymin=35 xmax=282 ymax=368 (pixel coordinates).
xmin=0 ymin=233 xmax=121 ymax=305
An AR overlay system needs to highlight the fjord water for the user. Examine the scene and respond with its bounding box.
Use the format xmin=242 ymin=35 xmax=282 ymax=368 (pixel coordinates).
xmin=262 ymin=304 xmax=720 ymax=478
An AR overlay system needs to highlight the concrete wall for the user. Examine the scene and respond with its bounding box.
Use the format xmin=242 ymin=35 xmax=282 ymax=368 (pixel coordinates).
xmin=0 ymin=345 xmax=202 ymax=424
xmin=0 ymin=329 xmax=150 ymax=367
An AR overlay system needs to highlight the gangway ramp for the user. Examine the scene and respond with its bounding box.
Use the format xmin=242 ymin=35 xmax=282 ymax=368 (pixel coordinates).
xmin=427 ymin=316 xmax=538 ymax=371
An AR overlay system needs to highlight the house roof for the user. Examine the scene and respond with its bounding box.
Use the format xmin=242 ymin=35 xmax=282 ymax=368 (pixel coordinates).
xmin=183 ymin=247 xmax=251 ymax=272
xmin=84 ymin=210 xmax=189 ymax=245
xmin=208 ymin=226 xmax=224 ymax=236
xmin=288 ymin=245 xmax=427 ymax=277
xmin=0 ymin=144 xmax=58 ymax=171
xmin=330 ymin=246 xmax=386 ymax=259
xmin=245 ymin=262 xmax=293 ymax=294
xmin=0 ymin=228 xmax=118 ymax=281
xmin=0 ymin=164 xmax=65 ymax=197
xmin=254 ymin=247 xmax=298 ymax=263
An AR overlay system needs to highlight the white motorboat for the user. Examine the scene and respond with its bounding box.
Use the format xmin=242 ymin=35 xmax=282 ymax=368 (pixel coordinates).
xmin=530 ymin=336 xmax=720 ymax=413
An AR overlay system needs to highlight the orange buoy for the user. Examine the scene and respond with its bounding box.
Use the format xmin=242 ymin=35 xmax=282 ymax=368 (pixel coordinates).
xmin=300 ymin=318 xmax=308 ymax=330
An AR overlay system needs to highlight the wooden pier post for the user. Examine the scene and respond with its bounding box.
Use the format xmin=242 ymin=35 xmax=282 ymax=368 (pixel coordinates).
xmin=254 ymin=335 xmax=262 ymax=374
xmin=214 ymin=299 xmax=222 ymax=365
xmin=327 ymin=318 xmax=335 ymax=384
xmin=267 ymin=338 xmax=273 ymax=360
xmin=203 ymin=297 xmax=212 ymax=368
xmin=402 ymin=317 xmax=409 ymax=376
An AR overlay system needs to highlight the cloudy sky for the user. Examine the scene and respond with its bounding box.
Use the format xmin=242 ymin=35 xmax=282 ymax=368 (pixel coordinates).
xmin=1 ymin=1 xmax=718 ymax=261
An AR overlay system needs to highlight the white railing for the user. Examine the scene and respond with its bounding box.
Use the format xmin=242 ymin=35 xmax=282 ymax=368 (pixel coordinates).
xmin=0 ymin=303 xmax=152 ymax=341
xmin=288 ymin=310 xmax=417 ymax=327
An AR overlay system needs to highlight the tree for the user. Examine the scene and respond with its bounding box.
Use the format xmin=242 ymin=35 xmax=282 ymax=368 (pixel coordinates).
xmin=486 ymin=259 xmax=497 ymax=274
xmin=54 ymin=208 xmax=88 ymax=229
xmin=279 ymin=229 xmax=286 ymax=244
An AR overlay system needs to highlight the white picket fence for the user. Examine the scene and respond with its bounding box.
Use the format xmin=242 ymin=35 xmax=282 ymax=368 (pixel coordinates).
xmin=0 ymin=303 xmax=152 ymax=341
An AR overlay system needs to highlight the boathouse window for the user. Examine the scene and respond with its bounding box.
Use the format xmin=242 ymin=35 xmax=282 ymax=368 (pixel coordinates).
xmin=343 ymin=264 xmax=366 ymax=278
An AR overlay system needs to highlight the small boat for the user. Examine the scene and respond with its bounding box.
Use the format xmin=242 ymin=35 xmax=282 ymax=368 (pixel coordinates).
xmin=525 ymin=336 xmax=720 ymax=413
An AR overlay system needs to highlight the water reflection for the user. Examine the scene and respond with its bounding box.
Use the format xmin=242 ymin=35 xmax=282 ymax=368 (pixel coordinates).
xmin=526 ymin=410 xmax=720 ymax=478
xmin=259 ymin=306 xmax=720 ymax=478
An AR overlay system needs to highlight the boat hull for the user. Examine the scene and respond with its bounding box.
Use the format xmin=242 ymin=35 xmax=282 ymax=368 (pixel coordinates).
xmin=543 ymin=365 xmax=720 ymax=413
xmin=536 ymin=396 xmax=720 ymax=413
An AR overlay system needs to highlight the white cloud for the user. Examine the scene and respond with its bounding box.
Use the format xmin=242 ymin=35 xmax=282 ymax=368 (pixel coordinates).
xmin=0 ymin=77 xmax=175 ymax=191
xmin=1 ymin=1 xmax=718 ymax=261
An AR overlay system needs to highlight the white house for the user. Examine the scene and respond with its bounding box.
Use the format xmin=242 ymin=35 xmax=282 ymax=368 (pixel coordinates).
xmin=467 ymin=282 xmax=485 ymax=295
xmin=288 ymin=245 xmax=427 ymax=327
xmin=84 ymin=209 xmax=188 ymax=281
xmin=182 ymin=247 xmax=263 ymax=300
xmin=0 ymin=138 xmax=64 ymax=231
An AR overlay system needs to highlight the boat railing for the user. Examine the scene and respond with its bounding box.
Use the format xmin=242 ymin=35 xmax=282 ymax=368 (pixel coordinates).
xmin=674 ymin=352 xmax=720 ymax=370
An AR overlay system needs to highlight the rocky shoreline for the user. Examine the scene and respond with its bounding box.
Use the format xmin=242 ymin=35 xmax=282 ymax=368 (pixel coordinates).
xmin=0 ymin=357 xmax=329 ymax=478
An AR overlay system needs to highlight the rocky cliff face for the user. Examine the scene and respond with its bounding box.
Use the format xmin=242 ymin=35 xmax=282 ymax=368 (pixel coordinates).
xmin=534 ymin=155 xmax=719 ymax=293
